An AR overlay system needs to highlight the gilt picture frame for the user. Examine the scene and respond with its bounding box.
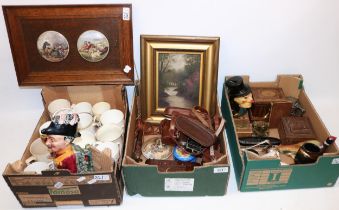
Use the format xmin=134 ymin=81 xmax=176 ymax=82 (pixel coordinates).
xmin=140 ymin=35 xmax=220 ymax=124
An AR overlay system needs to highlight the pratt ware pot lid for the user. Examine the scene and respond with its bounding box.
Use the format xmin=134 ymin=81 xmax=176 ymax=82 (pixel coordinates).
xmin=3 ymin=4 xmax=134 ymax=86
xmin=77 ymin=30 xmax=110 ymax=63
xmin=37 ymin=31 xmax=70 ymax=62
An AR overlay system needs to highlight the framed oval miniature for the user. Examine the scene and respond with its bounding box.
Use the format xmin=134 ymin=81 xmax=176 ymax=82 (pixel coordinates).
xmin=77 ymin=30 xmax=109 ymax=62
xmin=37 ymin=31 xmax=69 ymax=62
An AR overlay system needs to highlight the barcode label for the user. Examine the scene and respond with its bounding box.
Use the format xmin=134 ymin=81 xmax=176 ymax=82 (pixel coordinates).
xmin=164 ymin=178 xmax=194 ymax=192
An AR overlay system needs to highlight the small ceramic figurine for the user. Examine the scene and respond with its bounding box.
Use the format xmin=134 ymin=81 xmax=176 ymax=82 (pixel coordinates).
xmin=225 ymin=76 xmax=254 ymax=117
xmin=40 ymin=109 xmax=93 ymax=173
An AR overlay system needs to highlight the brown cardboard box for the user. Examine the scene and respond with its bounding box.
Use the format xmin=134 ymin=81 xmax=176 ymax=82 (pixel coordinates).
xmin=2 ymin=4 xmax=134 ymax=207
xmin=3 ymin=85 xmax=128 ymax=207
xmin=222 ymin=75 xmax=339 ymax=191
xmin=122 ymin=35 xmax=230 ymax=196
xmin=122 ymin=91 xmax=230 ymax=196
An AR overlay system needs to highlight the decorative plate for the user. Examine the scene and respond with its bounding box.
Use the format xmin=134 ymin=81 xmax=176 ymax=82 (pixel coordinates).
xmin=37 ymin=31 xmax=69 ymax=62
xmin=77 ymin=30 xmax=109 ymax=62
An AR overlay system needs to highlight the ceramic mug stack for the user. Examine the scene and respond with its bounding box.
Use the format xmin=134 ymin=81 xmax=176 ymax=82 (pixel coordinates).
xmin=25 ymin=138 xmax=51 ymax=164
xmin=24 ymin=138 xmax=54 ymax=174
xmin=47 ymin=99 xmax=71 ymax=118
xmin=95 ymin=108 xmax=125 ymax=162
xmin=44 ymin=100 xmax=125 ymax=163
xmin=92 ymin=102 xmax=111 ymax=120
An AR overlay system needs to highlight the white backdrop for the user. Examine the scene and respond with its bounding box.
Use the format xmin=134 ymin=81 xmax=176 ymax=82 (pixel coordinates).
xmin=0 ymin=0 xmax=338 ymax=210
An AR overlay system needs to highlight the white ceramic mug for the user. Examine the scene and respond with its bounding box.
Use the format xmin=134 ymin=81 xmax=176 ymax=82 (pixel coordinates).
xmin=99 ymin=109 xmax=125 ymax=128
xmin=77 ymin=112 xmax=94 ymax=130
xmin=73 ymin=130 xmax=96 ymax=149
xmin=24 ymin=161 xmax=54 ymax=174
xmin=48 ymin=99 xmax=71 ymax=117
xmin=73 ymin=102 xmax=92 ymax=114
xmin=92 ymin=102 xmax=111 ymax=120
xmin=78 ymin=122 xmax=97 ymax=135
xmin=95 ymin=141 xmax=121 ymax=162
xmin=25 ymin=138 xmax=51 ymax=164
xmin=95 ymin=124 xmax=123 ymax=143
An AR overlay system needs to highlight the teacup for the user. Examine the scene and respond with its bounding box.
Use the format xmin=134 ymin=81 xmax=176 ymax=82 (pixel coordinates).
xmin=92 ymin=102 xmax=111 ymax=120
xmin=95 ymin=142 xmax=121 ymax=162
xmin=73 ymin=102 xmax=92 ymax=114
xmin=73 ymin=130 xmax=96 ymax=149
xmin=24 ymin=161 xmax=53 ymax=174
xmin=25 ymin=138 xmax=51 ymax=164
xmin=48 ymin=99 xmax=71 ymax=117
xmin=95 ymin=124 xmax=123 ymax=143
xmin=99 ymin=109 xmax=125 ymax=128
xmin=77 ymin=112 xmax=94 ymax=130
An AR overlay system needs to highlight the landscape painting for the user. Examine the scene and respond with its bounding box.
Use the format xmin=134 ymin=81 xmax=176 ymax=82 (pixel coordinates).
xmin=157 ymin=52 xmax=202 ymax=109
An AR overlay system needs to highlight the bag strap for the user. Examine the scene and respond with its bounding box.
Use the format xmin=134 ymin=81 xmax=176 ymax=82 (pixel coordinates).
xmin=132 ymin=70 xmax=143 ymax=162
xmin=191 ymin=106 xmax=213 ymax=129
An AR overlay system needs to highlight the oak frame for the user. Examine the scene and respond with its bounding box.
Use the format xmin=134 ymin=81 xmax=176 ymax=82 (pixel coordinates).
xmin=3 ymin=4 xmax=134 ymax=86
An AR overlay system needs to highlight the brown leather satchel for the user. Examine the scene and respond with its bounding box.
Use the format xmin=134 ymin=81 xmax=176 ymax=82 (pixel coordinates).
xmin=164 ymin=106 xmax=214 ymax=127
xmin=161 ymin=106 xmax=216 ymax=146
xmin=160 ymin=106 xmax=225 ymax=158
xmin=175 ymin=115 xmax=216 ymax=147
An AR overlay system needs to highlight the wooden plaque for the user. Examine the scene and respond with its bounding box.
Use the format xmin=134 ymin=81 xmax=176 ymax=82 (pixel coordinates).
xmin=3 ymin=5 xmax=134 ymax=86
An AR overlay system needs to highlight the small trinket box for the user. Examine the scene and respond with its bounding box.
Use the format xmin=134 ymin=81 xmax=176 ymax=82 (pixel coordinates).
xmin=278 ymin=116 xmax=317 ymax=145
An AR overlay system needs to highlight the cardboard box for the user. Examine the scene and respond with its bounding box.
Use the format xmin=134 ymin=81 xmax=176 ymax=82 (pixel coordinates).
xmin=2 ymin=4 xmax=134 ymax=207
xmin=122 ymin=92 xmax=230 ymax=196
xmin=3 ymin=85 xmax=128 ymax=207
xmin=221 ymin=75 xmax=339 ymax=191
xmin=122 ymin=35 xmax=229 ymax=196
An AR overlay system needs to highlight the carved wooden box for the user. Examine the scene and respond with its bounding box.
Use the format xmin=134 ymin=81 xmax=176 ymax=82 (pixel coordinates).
xmin=278 ymin=116 xmax=317 ymax=144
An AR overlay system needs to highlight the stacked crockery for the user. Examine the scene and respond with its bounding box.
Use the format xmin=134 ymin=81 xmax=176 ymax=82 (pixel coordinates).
xmin=43 ymin=100 xmax=125 ymax=163
xmin=72 ymin=101 xmax=125 ymax=163
xmin=95 ymin=108 xmax=125 ymax=163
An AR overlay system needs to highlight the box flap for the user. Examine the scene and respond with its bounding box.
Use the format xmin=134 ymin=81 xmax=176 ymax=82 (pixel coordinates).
xmin=3 ymin=4 xmax=134 ymax=86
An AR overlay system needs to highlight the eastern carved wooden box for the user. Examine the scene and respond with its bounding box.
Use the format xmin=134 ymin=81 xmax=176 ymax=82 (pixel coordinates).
xmin=278 ymin=116 xmax=317 ymax=145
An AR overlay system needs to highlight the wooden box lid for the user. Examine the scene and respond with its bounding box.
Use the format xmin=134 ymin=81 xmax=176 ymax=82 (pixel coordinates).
xmin=3 ymin=4 xmax=134 ymax=86
xmin=279 ymin=116 xmax=317 ymax=144
xmin=251 ymin=87 xmax=286 ymax=102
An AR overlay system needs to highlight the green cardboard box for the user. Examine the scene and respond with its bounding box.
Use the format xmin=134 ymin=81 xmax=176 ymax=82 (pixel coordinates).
xmin=221 ymin=75 xmax=339 ymax=191
xmin=122 ymin=92 xmax=230 ymax=196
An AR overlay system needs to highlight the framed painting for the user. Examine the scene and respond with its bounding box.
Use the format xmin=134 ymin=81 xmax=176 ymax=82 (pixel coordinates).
xmin=3 ymin=5 xmax=134 ymax=86
xmin=140 ymin=35 xmax=220 ymax=124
